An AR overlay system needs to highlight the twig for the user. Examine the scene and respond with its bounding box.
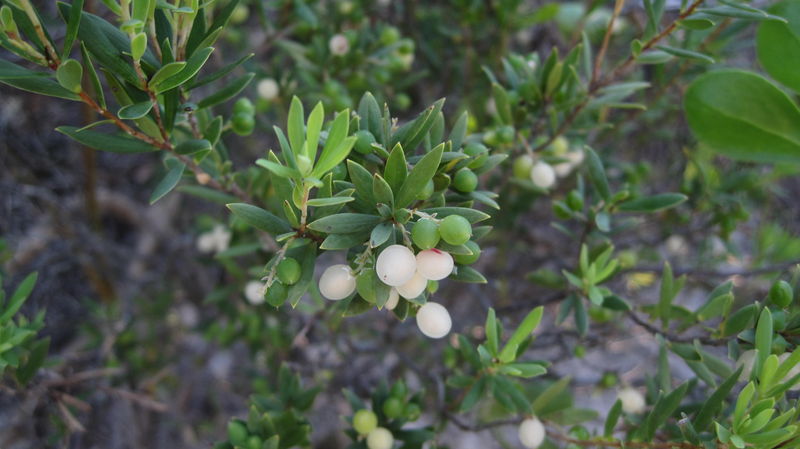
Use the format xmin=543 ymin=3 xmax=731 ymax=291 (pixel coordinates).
xmin=622 ymin=259 xmax=800 ymax=278
xmin=626 ymin=310 xmax=726 ymax=346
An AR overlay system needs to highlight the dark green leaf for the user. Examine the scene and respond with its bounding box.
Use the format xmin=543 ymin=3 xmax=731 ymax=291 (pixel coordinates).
xmin=149 ymin=162 xmax=185 ymax=204
xmin=226 ymin=203 xmax=292 ymax=235
xmin=197 ymin=72 xmax=254 ymax=109
xmin=57 ymin=126 xmax=159 ymax=153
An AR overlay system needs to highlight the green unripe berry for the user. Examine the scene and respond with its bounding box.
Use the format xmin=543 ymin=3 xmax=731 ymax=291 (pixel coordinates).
xmin=233 ymin=97 xmax=255 ymax=115
xmin=454 ymin=241 xmax=481 ymax=265
xmin=353 ymin=409 xmax=378 ymax=435
xmin=416 ymin=179 xmax=434 ymax=200
xmin=513 ymin=155 xmax=534 ymax=179
xmin=394 ymin=93 xmax=411 ymax=110
xmin=227 ymin=420 xmax=248 ymax=446
xmin=231 ymin=113 xmax=255 ymax=136
xmin=389 ymin=382 xmax=407 ymax=398
xmin=229 ymin=4 xmax=249 ymax=24
xmin=404 ymin=403 xmax=421 ymax=421
xmin=769 ymin=280 xmax=793 ymax=308
xmin=397 ymin=38 xmax=414 ymax=54
xmin=296 ymin=154 xmax=313 ymax=175
xmin=265 ymin=281 xmax=288 ymax=307
xmin=277 ymin=258 xmax=301 ymax=285
xmin=498 ymin=125 xmax=515 ymax=144
xmin=453 ymin=168 xmax=478 ymax=193
xmin=411 ymin=218 xmax=440 ymax=250
xmin=566 ymin=190 xmax=584 ymax=211
xmin=464 ymin=142 xmax=489 ymax=169
xmin=426 ymin=280 xmax=439 ymax=294
xmin=382 ymin=397 xmax=404 ymax=419
xmin=549 ymin=135 xmax=569 ymax=155
xmin=246 ymin=436 xmax=263 ymax=449
xmin=332 ymin=163 xmax=347 ymax=181
xmin=773 ymin=310 xmax=786 ymax=331
xmin=439 ymin=215 xmax=472 ymax=246
xmin=355 ymin=130 xmax=377 ymax=154
xmin=482 ymin=130 xmax=499 ymax=146
xmin=380 ymin=26 xmax=401 ymax=45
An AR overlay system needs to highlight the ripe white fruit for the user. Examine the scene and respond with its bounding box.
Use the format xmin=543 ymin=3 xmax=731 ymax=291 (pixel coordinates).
xmin=553 ymin=161 xmax=572 ymax=178
xmin=385 ymin=288 xmax=400 ymax=310
xmin=518 ymin=417 xmax=546 ymax=449
xmin=196 ymin=224 xmax=231 ymax=254
xmin=366 ymin=427 xmax=394 ymax=449
xmin=375 ymin=245 xmax=417 ymax=286
xmin=415 ymin=249 xmax=454 ymax=281
xmin=618 ymin=387 xmax=646 ymax=414
xmin=530 ymin=161 xmax=556 ymax=188
xmin=257 ymin=78 xmax=279 ymax=100
xmin=416 ymin=302 xmax=452 ymax=339
xmin=396 ymin=272 xmax=427 ymax=299
xmin=329 ymin=34 xmax=350 ymax=55
xmin=319 ymin=264 xmax=356 ymax=300
xmin=244 ymin=281 xmax=265 ymax=305
xmin=566 ymin=149 xmax=585 ymax=166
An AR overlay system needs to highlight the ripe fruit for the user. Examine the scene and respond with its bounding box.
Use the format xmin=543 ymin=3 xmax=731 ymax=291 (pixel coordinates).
xmin=277 ymin=258 xmax=301 ymax=285
xmin=382 ymin=397 xmax=403 ymax=419
xmin=397 ymin=272 xmax=427 ymax=299
xmin=513 ymin=155 xmax=535 ymax=180
xmin=415 ymin=180 xmax=434 ymax=201
xmin=617 ymin=387 xmax=646 ymax=414
xmin=454 ymin=241 xmax=481 ymax=265
xmin=265 ymin=281 xmax=288 ymax=307
xmin=453 ymin=168 xmax=478 ymax=193
xmin=518 ymin=417 xmax=546 ymax=449
xmin=231 ymin=113 xmax=255 ymax=136
xmin=376 ymin=245 xmax=417 ymax=286
xmin=366 ymin=427 xmax=394 ymax=449
xmin=329 ymin=33 xmax=350 ymax=55
xmin=439 ymin=215 xmax=472 ymax=246
xmin=353 ymin=409 xmax=378 ymax=435
xmin=416 ymin=302 xmax=452 ymax=338
xmin=354 ymin=130 xmax=376 ymax=154
xmin=416 ymin=249 xmax=454 ymax=281
xmin=530 ymin=161 xmax=556 ymax=189
xmin=257 ymin=78 xmax=279 ymax=100
xmin=411 ymin=219 xmax=440 ymax=250
xmin=318 ymin=264 xmax=356 ymax=300
xmin=244 ymin=281 xmax=265 ymax=305
xmin=385 ymin=288 xmax=400 ymax=310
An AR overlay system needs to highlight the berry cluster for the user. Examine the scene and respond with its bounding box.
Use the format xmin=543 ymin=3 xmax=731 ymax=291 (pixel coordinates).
xmin=230 ymin=97 xmax=256 ymax=136
xmin=512 ymin=137 xmax=585 ymax=190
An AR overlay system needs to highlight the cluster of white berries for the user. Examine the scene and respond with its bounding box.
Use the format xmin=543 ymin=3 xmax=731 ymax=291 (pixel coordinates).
xmin=329 ymin=33 xmax=350 ymax=56
xmin=617 ymin=387 xmax=646 ymax=414
xmin=317 ymin=244 xmax=456 ymax=339
xmin=518 ymin=417 xmax=546 ymax=448
xmin=196 ymin=224 xmax=231 ymax=254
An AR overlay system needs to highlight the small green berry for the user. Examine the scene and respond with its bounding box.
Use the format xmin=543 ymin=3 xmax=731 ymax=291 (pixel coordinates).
xmin=453 ymin=168 xmax=478 ymax=193
xmin=454 ymin=241 xmax=481 ymax=265
xmin=233 ymin=97 xmax=255 ymax=115
xmin=404 ymin=403 xmax=421 ymax=421
xmin=439 ymin=215 xmax=472 ymax=246
xmin=549 ymin=135 xmax=569 ymax=155
xmin=769 ymin=280 xmax=793 ymax=308
xmin=265 ymin=282 xmax=288 ymax=307
xmin=498 ymin=125 xmax=515 ymax=144
xmin=277 ymin=258 xmax=301 ymax=285
xmin=380 ymin=26 xmax=401 ymax=45
xmin=353 ymin=409 xmax=378 ymax=435
xmin=331 ymin=163 xmax=348 ymax=181
xmin=227 ymin=420 xmax=248 ymax=446
xmin=231 ymin=113 xmax=255 ymax=136
xmin=355 ymin=130 xmax=377 ymax=154
xmin=411 ymin=218 xmax=440 ymax=250
xmin=246 ymin=436 xmax=263 ymax=449
xmin=382 ymin=397 xmax=403 ymax=419
xmin=513 ymin=155 xmax=534 ymax=180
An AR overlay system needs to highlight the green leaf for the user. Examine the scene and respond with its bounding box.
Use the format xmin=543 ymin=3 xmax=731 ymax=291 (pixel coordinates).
xmin=155 ymin=47 xmax=214 ymax=93
xmin=287 ymin=243 xmax=317 ymax=308
xmin=450 ymin=266 xmax=487 ymax=283
xmin=391 ymin=99 xmax=445 ymax=152
xmin=0 ymin=59 xmax=49 ymax=79
xmin=305 ymin=102 xmax=324 ymax=160
xmin=449 ymin=111 xmax=468 ymax=150
xmin=57 ymin=126 xmax=159 ymax=153
xmin=311 ymin=113 xmax=355 ymax=178
xmin=485 ymin=308 xmax=498 ymax=356
xmin=755 ymin=308 xmax=773 ymax=374
xmin=307 ymin=213 xmax=382 ymax=234
xmin=395 ymin=144 xmax=444 ymax=208
xmin=655 ymin=45 xmax=714 ymax=63
xmin=693 ymin=366 xmax=743 ymax=431
xmin=149 ymin=162 xmax=185 ymax=204
xmin=256 ymin=158 xmax=300 ymax=179
xmin=186 ymin=52 xmax=253 ymax=90
xmin=175 ymin=139 xmax=211 ymax=155
xmin=177 ymin=185 xmax=238 ymax=204
xmin=499 ymin=307 xmax=543 ymax=363
xmin=369 ymin=222 xmax=393 ymax=248
xmin=722 ymin=303 xmax=758 ymax=337
xmin=604 ymin=400 xmax=623 ymax=436
xmin=306 ymin=197 xmax=354 ymax=207
xmin=0 ymin=272 xmax=38 ymax=324
xmin=287 ymin=96 xmax=305 ymax=156
xmin=79 ymin=43 xmax=104 ymax=107
xmin=384 ymin=144 xmax=408 ymax=193
xmin=148 ymin=61 xmax=186 ymax=88
xmin=358 ymin=92 xmax=383 ymax=143
xmin=420 ymin=207 xmax=491 ymax=223
xmin=197 ymin=72 xmax=254 ymax=109
xmin=492 ymin=84 xmax=513 ymax=124
xmin=57 ymin=59 xmax=83 ymax=94
xmin=642 ymin=382 xmax=690 ymax=440
xmin=118 ymin=101 xmax=153 ymax=120
xmin=226 ymin=203 xmax=292 ymax=235
xmin=685 ymin=70 xmax=800 ymax=163
xmin=757 ymin=1 xmax=800 ymax=93
xmin=61 ymin=0 xmax=84 ymax=59
xmin=619 ymin=193 xmax=688 ymax=213
xmin=1 ymin=75 xmax=81 ymax=100
xmin=459 ymin=376 xmax=488 ymax=412
xmin=585 ymin=147 xmax=610 ymax=201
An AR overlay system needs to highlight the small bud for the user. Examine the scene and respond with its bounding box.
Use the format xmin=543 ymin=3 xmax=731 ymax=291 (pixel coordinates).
xmin=195 ymin=172 xmax=211 ymax=185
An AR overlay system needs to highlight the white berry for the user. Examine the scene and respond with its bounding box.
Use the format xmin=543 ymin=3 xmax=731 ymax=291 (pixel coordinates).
xmin=530 ymin=161 xmax=556 ymax=188
xmin=553 ymin=161 xmax=573 ymax=178
xmin=566 ymin=149 xmax=584 ymax=166
xmin=618 ymin=387 xmax=646 ymax=414
xmin=518 ymin=417 xmax=546 ymax=449
xmin=196 ymin=224 xmax=231 ymax=254
xmin=244 ymin=281 xmax=265 ymax=305
xmin=318 ymin=264 xmax=356 ymax=301
xmin=366 ymin=427 xmax=394 ymax=449
xmin=385 ymin=288 xmax=400 ymax=310
xmin=415 ymin=249 xmax=454 ymax=281
xmin=329 ymin=34 xmax=350 ymax=55
xmin=257 ymin=78 xmax=279 ymax=100
xmin=416 ymin=302 xmax=452 ymax=339
xmin=375 ymin=245 xmax=417 ymax=287
xmin=397 ymin=272 xmax=427 ymax=299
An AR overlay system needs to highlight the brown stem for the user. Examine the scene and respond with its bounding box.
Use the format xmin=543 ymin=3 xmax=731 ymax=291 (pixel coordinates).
xmin=592 ymin=0 xmax=627 ymax=88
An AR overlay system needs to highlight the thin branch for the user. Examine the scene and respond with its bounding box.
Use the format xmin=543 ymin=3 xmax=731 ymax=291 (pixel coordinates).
xmin=622 ymin=259 xmax=800 ymax=278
